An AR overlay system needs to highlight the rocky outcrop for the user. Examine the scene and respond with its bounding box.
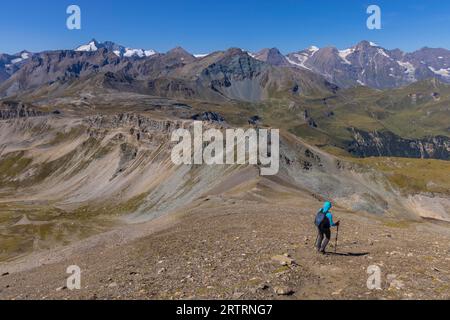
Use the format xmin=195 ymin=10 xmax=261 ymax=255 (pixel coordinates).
xmin=0 ymin=101 xmax=50 ymax=120
xmin=84 ymin=113 xmax=185 ymax=144
xmin=348 ymin=128 xmax=450 ymax=160
xmin=248 ymin=115 xmax=261 ymax=125
xmin=302 ymin=109 xmax=318 ymax=128
xmin=191 ymin=112 xmax=225 ymax=123
xmin=199 ymin=48 xmax=267 ymax=102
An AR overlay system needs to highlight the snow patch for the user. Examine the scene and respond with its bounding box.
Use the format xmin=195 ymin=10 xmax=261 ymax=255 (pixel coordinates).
xmin=357 ymin=80 xmax=366 ymax=86
xmin=123 ymin=48 xmax=156 ymax=58
xmin=144 ymin=50 xmax=157 ymax=57
xmin=286 ymin=53 xmax=311 ymax=70
xmin=11 ymin=58 xmax=23 ymax=64
xmin=397 ymin=61 xmax=416 ymax=81
xmin=10 ymin=52 xmax=30 ymax=64
xmin=338 ymin=48 xmax=354 ymax=64
xmin=429 ymin=66 xmax=450 ymax=78
xmin=377 ymin=48 xmax=391 ymax=59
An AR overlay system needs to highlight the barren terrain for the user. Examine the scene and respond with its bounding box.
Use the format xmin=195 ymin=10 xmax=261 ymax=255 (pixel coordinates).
xmin=0 ymin=174 xmax=449 ymax=300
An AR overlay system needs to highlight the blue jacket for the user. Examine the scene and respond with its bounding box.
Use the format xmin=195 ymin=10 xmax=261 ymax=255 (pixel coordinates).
xmin=322 ymin=201 xmax=337 ymax=227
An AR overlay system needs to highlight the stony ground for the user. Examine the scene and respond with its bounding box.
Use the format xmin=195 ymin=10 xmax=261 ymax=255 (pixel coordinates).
xmin=0 ymin=186 xmax=449 ymax=300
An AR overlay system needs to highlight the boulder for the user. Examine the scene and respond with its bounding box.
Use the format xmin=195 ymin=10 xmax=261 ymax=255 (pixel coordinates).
xmin=271 ymin=255 xmax=296 ymax=266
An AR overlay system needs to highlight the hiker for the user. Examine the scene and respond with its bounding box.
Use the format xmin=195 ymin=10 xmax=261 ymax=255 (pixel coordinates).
xmin=315 ymin=201 xmax=340 ymax=254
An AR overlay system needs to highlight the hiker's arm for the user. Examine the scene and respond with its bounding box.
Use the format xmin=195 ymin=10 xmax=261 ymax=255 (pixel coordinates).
xmin=326 ymin=213 xmax=338 ymax=227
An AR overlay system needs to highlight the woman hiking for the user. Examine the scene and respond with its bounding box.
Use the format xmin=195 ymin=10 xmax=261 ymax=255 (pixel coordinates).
xmin=314 ymin=201 xmax=340 ymax=254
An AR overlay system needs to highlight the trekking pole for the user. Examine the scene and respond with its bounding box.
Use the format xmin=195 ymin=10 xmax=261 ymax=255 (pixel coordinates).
xmin=334 ymin=224 xmax=339 ymax=253
xmin=314 ymin=233 xmax=319 ymax=249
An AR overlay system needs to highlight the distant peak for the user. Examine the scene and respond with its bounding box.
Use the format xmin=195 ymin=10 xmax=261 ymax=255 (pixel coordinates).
xmin=267 ymin=47 xmax=282 ymax=53
xmin=355 ymin=40 xmax=378 ymax=49
xmin=169 ymin=46 xmax=187 ymax=52
xmin=164 ymin=47 xmax=195 ymax=62
xmin=224 ymin=47 xmax=245 ymax=56
xmin=254 ymin=47 xmax=290 ymax=66
xmin=76 ymin=39 xmax=100 ymax=52
xmin=304 ymin=46 xmax=320 ymax=56
xmin=15 ymin=50 xmax=32 ymax=59
xmin=167 ymin=46 xmax=192 ymax=56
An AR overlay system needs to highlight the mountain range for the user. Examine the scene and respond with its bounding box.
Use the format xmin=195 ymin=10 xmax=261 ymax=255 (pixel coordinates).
xmin=261 ymin=40 xmax=450 ymax=89
xmin=1 ymin=39 xmax=450 ymax=101
xmin=0 ymin=40 xmax=334 ymax=102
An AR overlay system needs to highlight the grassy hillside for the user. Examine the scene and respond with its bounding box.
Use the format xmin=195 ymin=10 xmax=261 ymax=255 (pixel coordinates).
xmin=350 ymin=157 xmax=450 ymax=195
xmin=308 ymin=79 xmax=450 ymax=142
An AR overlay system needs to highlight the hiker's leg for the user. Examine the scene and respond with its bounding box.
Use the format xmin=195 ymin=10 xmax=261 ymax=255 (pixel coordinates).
xmin=316 ymin=228 xmax=323 ymax=251
xmin=320 ymin=228 xmax=331 ymax=252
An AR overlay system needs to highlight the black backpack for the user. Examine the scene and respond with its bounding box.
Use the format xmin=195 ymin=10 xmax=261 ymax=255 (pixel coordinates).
xmin=314 ymin=209 xmax=330 ymax=228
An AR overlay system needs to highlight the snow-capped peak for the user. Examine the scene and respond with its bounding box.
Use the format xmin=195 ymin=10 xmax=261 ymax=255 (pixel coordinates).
xmin=308 ymin=46 xmax=319 ymax=54
xmin=20 ymin=52 xmax=30 ymax=59
xmin=76 ymin=40 xmax=98 ymax=52
xmin=75 ymin=40 xmax=157 ymax=58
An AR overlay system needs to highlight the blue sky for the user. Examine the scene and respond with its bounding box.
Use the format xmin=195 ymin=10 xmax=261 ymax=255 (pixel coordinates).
xmin=1 ymin=0 xmax=449 ymax=54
